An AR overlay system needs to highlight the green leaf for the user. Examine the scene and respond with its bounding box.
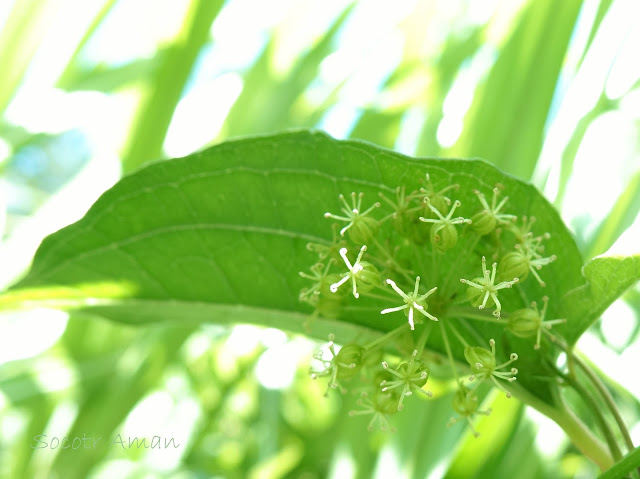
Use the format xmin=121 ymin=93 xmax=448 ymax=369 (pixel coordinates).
xmin=598 ymin=444 xmax=640 ymax=479
xmin=220 ymin=5 xmax=353 ymax=138
xmin=585 ymin=171 xmax=640 ymax=259
xmin=0 ymin=0 xmax=64 ymax=112
xmin=560 ymin=255 xmax=640 ymax=344
xmin=0 ymin=130 xmax=627 ymax=420
xmin=121 ymin=0 xmax=225 ymax=172
xmin=451 ymin=0 xmax=583 ymax=180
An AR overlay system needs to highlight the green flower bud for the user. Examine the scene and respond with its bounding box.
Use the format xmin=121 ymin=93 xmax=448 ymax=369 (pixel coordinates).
xmin=452 ymin=386 xmax=478 ymax=416
xmin=347 ymin=215 xmax=379 ymax=244
xmin=355 ymin=261 xmax=381 ymax=293
xmin=319 ymin=273 xmax=346 ymax=296
xmin=373 ymin=389 xmax=401 ymax=415
xmin=507 ymin=308 xmax=541 ymax=338
xmin=506 ymin=297 xmax=566 ymax=349
xmin=470 ymin=210 xmax=496 ymax=236
xmin=315 ymin=295 xmax=343 ymax=318
xmin=469 ymin=187 xmax=516 ymax=235
xmin=324 ymin=192 xmax=380 ymax=243
xmin=464 ymin=345 xmax=496 ymax=375
xmin=331 ymin=246 xmax=380 ymax=298
xmin=420 ymin=199 xmax=471 ymax=253
xmin=430 ymin=223 xmax=458 ymax=252
xmin=425 ymin=194 xmax=450 ymax=218
xmin=336 ymin=344 xmax=364 ymax=379
xmin=408 ymin=218 xmax=431 ymax=244
xmin=499 ymin=251 xmax=530 ymax=282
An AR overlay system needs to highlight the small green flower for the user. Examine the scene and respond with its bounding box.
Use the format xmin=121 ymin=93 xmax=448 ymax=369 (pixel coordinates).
xmin=381 ymin=277 xmax=438 ymax=330
xmin=330 ymin=246 xmax=380 ymax=298
xmin=306 ymin=223 xmax=347 ymax=262
xmin=470 ymin=186 xmax=517 ymax=235
xmin=449 ymin=385 xmax=491 ymax=437
xmin=324 ymin=192 xmax=380 ymax=243
xmin=299 ymin=261 xmax=344 ymax=317
xmin=417 ymin=173 xmax=460 ymax=216
xmin=299 ymin=260 xmax=341 ymax=302
xmin=500 ymin=247 xmax=556 ymax=287
xmin=461 ymin=256 xmax=518 ymax=318
xmin=380 ymin=350 xmax=432 ymax=410
xmin=419 ymin=199 xmax=472 ymax=252
xmin=310 ymin=335 xmax=364 ymax=395
xmin=505 ymin=217 xmax=557 ymax=287
xmin=464 ymin=339 xmax=518 ymax=398
xmin=349 ymin=391 xmax=397 ymax=431
xmin=507 ymin=296 xmax=566 ymax=349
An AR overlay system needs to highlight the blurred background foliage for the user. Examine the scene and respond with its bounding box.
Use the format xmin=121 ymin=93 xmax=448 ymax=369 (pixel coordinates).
xmin=0 ymin=0 xmax=639 ymax=478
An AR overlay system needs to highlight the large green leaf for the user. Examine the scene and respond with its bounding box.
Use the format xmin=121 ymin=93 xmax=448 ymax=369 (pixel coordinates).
xmin=1 ymin=131 xmax=636 ymax=423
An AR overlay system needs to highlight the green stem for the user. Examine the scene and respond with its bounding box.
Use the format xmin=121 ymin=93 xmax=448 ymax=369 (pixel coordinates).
xmin=363 ymin=325 xmax=405 ymax=351
xmin=446 ymin=321 xmax=469 ymax=348
xmin=554 ymin=336 xmax=634 ymax=465
xmin=573 ymin=352 xmax=636 ymax=454
xmin=565 ymin=373 xmax=623 ymax=462
xmin=509 ymin=381 xmax=614 ymax=471
xmin=439 ymin=320 xmax=460 ymax=382
xmin=371 ymin=238 xmax=415 ymax=285
xmin=447 ymin=306 xmax=508 ymax=323
xmin=554 ymin=402 xmax=616 ymax=471
xmin=442 ymin=233 xmax=480 ymax=295
xmin=358 ymin=291 xmax=398 ymax=302
xmin=415 ymin=322 xmax=432 ymax=357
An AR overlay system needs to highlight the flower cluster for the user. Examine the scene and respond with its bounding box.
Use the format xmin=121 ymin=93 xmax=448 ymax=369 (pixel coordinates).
xmin=300 ymin=173 xmax=560 ymax=435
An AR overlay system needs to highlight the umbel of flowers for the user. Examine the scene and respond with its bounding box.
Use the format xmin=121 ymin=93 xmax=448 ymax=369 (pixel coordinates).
xmin=300 ymin=173 xmax=560 ymax=435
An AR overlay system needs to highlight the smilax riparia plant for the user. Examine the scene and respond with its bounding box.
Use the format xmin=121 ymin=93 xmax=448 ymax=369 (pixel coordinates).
xmin=0 ymin=131 xmax=638 ymax=474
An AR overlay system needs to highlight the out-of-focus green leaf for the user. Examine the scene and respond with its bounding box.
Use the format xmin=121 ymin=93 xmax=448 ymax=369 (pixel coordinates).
xmin=0 ymin=371 xmax=53 ymax=479
xmin=0 ymin=0 xmax=63 ymax=112
xmin=220 ymin=5 xmax=353 ymax=138
xmin=478 ymin=417 xmax=552 ymax=479
xmin=452 ymin=0 xmax=583 ymax=180
xmin=585 ymin=171 xmax=640 ymax=259
xmin=56 ymin=0 xmax=119 ymax=89
xmin=349 ymin=109 xmax=404 ymax=149
xmin=391 ymin=390 xmax=467 ymax=477
xmin=560 ymin=255 xmax=640 ymax=344
xmin=58 ymin=55 xmax=165 ymax=93
xmin=48 ymin=325 xmax=193 ymax=479
xmin=444 ymin=392 xmax=523 ymax=479
xmin=598 ymin=444 xmax=640 ymax=479
xmin=554 ymin=95 xmax=618 ymax=209
xmin=121 ymin=0 xmax=224 ymax=172
xmin=578 ymin=0 xmax=615 ymax=67
xmin=416 ymin=27 xmax=484 ymax=156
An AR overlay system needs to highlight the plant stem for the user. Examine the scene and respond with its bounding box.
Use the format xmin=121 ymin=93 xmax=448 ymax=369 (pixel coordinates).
xmin=573 ymin=352 xmax=636 ymax=454
xmin=510 ymin=382 xmax=614 ymax=471
xmin=554 ymin=401 xmax=615 ymax=471
xmin=415 ymin=322 xmax=432 ymax=357
xmin=446 ymin=321 xmax=469 ymax=348
xmin=363 ymin=325 xmax=405 ymax=351
xmin=447 ymin=306 xmax=508 ymax=322
xmin=439 ymin=320 xmax=460 ymax=382
xmin=565 ymin=373 xmax=623 ymax=462
xmin=554 ymin=336 xmax=635 ymax=464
